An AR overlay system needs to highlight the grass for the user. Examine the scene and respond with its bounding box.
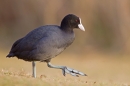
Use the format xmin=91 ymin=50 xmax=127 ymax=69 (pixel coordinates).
xmin=0 ymin=50 xmax=130 ymax=86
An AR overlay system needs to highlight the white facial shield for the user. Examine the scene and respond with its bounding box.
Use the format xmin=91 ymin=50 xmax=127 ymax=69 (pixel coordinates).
xmin=78 ymin=18 xmax=85 ymax=31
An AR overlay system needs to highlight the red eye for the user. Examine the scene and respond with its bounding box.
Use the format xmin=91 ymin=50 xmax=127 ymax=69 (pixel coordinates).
xmin=75 ymin=20 xmax=78 ymax=22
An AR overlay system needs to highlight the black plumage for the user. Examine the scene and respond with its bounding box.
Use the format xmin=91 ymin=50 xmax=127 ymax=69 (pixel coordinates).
xmin=6 ymin=14 xmax=86 ymax=77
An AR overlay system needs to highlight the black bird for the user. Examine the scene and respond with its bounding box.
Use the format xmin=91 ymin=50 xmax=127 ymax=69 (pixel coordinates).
xmin=6 ymin=14 xmax=86 ymax=78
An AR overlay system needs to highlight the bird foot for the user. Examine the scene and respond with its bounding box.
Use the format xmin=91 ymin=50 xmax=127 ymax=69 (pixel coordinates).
xmin=62 ymin=66 xmax=87 ymax=77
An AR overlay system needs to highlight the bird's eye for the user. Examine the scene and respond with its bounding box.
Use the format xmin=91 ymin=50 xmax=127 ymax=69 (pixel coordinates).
xmin=75 ymin=19 xmax=79 ymax=22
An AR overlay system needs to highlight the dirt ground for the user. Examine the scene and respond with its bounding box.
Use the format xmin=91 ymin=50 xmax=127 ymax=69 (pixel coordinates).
xmin=0 ymin=50 xmax=130 ymax=86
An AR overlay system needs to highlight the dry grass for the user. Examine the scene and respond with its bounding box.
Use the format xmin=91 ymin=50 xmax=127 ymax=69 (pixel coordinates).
xmin=0 ymin=50 xmax=130 ymax=86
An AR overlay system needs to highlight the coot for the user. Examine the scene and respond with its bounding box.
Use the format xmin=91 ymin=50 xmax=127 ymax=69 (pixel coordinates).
xmin=6 ymin=14 xmax=86 ymax=78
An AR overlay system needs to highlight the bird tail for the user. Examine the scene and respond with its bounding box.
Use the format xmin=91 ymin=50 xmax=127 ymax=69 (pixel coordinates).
xmin=6 ymin=53 xmax=15 ymax=58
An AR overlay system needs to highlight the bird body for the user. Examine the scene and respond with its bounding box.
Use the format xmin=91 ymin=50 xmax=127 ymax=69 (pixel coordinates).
xmin=7 ymin=25 xmax=75 ymax=62
xmin=7 ymin=14 xmax=86 ymax=77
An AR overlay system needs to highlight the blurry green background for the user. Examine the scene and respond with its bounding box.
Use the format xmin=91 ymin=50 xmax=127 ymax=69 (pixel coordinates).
xmin=0 ymin=0 xmax=130 ymax=55
xmin=0 ymin=0 xmax=130 ymax=85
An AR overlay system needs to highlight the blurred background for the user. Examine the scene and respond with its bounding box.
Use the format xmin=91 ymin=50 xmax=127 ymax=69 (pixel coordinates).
xmin=0 ymin=0 xmax=130 ymax=54
xmin=0 ymin=0 xmax=130 ymax=84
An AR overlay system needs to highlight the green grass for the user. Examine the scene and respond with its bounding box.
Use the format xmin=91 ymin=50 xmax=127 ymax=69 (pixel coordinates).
xmin=0 ymin=51 xmax=130 ymax=86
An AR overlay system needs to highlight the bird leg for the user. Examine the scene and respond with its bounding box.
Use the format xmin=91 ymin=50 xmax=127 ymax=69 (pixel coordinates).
xmin=47 ymin=62 xmax=87 ymax=77
xmin=32 ymin=61 xmax=36 ymax=78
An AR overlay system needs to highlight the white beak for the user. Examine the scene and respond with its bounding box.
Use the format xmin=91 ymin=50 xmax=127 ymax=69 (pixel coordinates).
xmin=78 ymin=18 xmax=85 ymax=31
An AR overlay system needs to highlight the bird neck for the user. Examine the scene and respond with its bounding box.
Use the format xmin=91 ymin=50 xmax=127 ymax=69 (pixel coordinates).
xmin=60 ymin=27 xmax=73 ymax=33
xmin=60 ymin=19 xmax=74 ymax=33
